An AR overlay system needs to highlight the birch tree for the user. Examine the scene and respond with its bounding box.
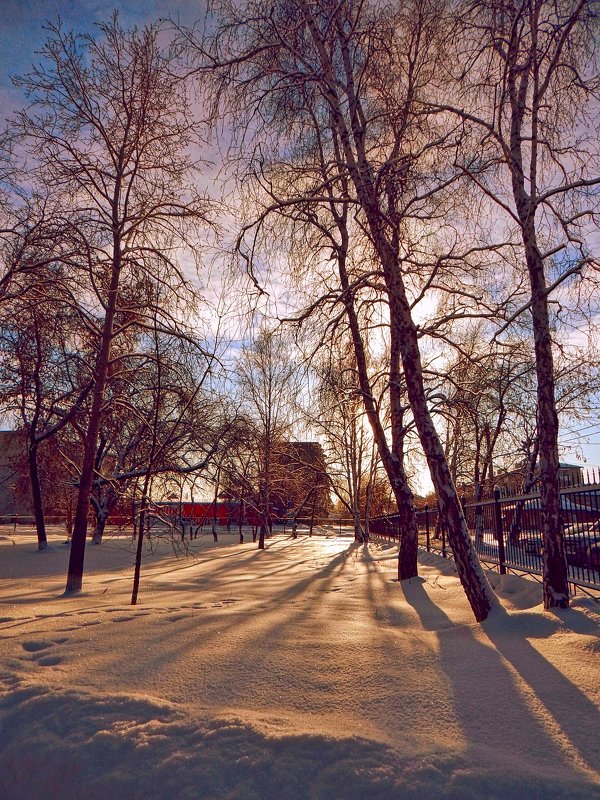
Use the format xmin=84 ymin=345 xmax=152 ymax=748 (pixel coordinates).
xmin=445 ymin=0 xmax=600 ymax=607
xmin=189 ymin=0 xmax=498 ymax=619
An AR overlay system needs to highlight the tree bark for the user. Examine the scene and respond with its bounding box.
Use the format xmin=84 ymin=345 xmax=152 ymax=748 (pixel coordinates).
xmin=525 ymin=241 xmax=569 ymax=607
xmin=27 ymin=441 xmax=47 ymax=551
xmin=65 ymin=234 xmax=122 ymax=593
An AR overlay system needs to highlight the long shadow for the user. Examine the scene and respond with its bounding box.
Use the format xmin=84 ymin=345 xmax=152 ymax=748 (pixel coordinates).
xmin=0 ymin=536 xmax=309 ymax=610
xmin=483 ymin=605 xmax=600 ymax=771
xmin=402 ymin=578 xmax=600 ymax=785
xmin=549 ymin=606 xmax=600 ymax=636
xmin=182 ymin=539 xmax=370 ymax=714
xmin=361 ymin=543 xmax=413 ymax=629
xmin=12 ymin=569 xmax=323 ymax=706
xmin=98 ymin=539 xmax=359 ymax=685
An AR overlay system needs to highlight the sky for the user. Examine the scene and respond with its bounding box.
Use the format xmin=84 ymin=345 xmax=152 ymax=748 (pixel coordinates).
xmin=0 ymin=1 xmax=201 ymax=114
xmin=0 ymin=0 xmax=598 ymax=479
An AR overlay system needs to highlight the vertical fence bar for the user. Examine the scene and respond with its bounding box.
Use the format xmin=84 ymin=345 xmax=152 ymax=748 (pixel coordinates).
xmin=368 ymin=475 xmax=600 ymax=591
xmin=494 ymin=488 xmax=506 ymax=575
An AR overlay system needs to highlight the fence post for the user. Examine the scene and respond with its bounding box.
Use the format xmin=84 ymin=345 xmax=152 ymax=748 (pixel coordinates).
xmin=425 ymin=504 xmax=430 ymax=552
xmin=494 ymin=487 xmax=506 ymax=575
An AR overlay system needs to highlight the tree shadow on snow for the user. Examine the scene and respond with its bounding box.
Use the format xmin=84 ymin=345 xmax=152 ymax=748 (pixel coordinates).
xmin=402 ymin=578 xmax=600 ymax=786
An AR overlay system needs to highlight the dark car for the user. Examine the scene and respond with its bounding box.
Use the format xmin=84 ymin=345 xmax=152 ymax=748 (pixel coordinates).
xmin=519 ymin=534 xmax=543 ymax=556
xmin=562 ymin=521 xmax=600 ymax=570
xmin=517 ymin=522 xmax=600 ymax=571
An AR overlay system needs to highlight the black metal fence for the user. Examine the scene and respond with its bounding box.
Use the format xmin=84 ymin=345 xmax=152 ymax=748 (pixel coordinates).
xmin=370 ymin=482 xmax=600 ymax=594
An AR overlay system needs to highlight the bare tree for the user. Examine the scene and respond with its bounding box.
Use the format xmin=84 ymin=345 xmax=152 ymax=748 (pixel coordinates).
xmin=189 ymin=0 xmax=497 ymax=619
xmin=12 ymin=15 xmax=210 ymax=591
xmin=306 ymin=339 xmax=382 ymax=542
xmin=235 ymin=326 xmax=301 ymax=548
xmin=442 ymin=0 xmax=600 ymax=607
xmin=0 ymin=290 xmax=89 ymax=549
xmin=218 ymin=413 xmax=261 ymax=542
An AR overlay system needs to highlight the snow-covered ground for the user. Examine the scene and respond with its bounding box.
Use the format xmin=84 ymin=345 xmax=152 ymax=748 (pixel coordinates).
xmin=1 ymin=526 xmax=599 ymax=799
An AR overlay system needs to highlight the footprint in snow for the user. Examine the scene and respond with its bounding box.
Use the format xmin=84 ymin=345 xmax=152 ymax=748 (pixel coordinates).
xmin=20 ymin=640 xmax=63 ymax=667
xmin=21 ymin=640 xmax=52 ymax=653
xmin=37 ymin=655 xmax=63 ymax=667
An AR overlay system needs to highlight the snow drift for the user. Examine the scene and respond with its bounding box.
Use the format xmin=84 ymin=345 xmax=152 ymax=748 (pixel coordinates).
xmin=1 ymin=529 xmax=599 ymax=799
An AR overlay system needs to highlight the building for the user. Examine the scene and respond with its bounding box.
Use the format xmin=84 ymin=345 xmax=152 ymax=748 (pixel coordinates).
xmin=271 ymin=441 xmax=331 ymax=519
xmin=494 ymin=461 xmax=585 ymax=492
xmin=0 ymin=430 xmax=31 ymax=516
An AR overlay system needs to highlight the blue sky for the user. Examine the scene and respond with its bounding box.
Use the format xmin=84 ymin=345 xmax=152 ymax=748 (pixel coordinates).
xmin=0 ymin=1 xmax=201 ymax=113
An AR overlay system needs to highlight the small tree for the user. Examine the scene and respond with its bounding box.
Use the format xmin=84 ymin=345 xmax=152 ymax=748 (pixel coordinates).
xmin=0 ymin=290 xmax=89 ymax=549
xmin=235 ymin=326 xmax=302 ymax=548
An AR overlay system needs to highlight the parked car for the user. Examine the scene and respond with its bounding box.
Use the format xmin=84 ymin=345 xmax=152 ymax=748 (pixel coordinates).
xmin=519 ymin=535 xmax=543 ymax=556
xmin=517 ymin=522 xmax=600 ymax=571
xmin=562 ymin=521 xmax=600 ymax=570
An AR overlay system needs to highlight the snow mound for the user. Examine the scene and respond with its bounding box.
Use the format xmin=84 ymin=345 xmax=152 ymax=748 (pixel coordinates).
xmin=1 ymin=532 xmax=599 ymax=799
xmin=487 ymin=572 xmax=543 ymax=609
xmin=1 ymin=684 xmax=598 ymax=800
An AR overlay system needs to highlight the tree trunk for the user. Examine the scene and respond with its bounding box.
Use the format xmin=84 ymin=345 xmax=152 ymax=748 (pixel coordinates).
xmin=352 ymin=504 xmax=364 ymax=543
xmin=387 ymin=270 xmax=496 ymax=621
xmin=307 ymin=9 xmax=494 ymax=615
xmin=327 ymin=110 xmax=492 ymax=615
xmin=474 ymin=481 xmax=484 ymax=545
xmin=508 ymin=122 xmax=569 ymax=605
xmin=91 ymin=510 xmax=108 ymax=545
xmin=525 ymin=240 xmax=569 ymax=607
xmin=28 ymin=441 xmax=47 ymax=551
xmin=503 ymin=9 xmax=570 ymax=607
xmin=131 ymin=497 xmax=147 ymax=605
xmin=258 ymin=521 xmax=266 ymax=549
xmin=65 ymin=234 xmax=122 ymax=593
xmin=337 ymin=248 xmax=418 ymax=578
xmin=509 ymin=439 xmax=539 ymax=545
